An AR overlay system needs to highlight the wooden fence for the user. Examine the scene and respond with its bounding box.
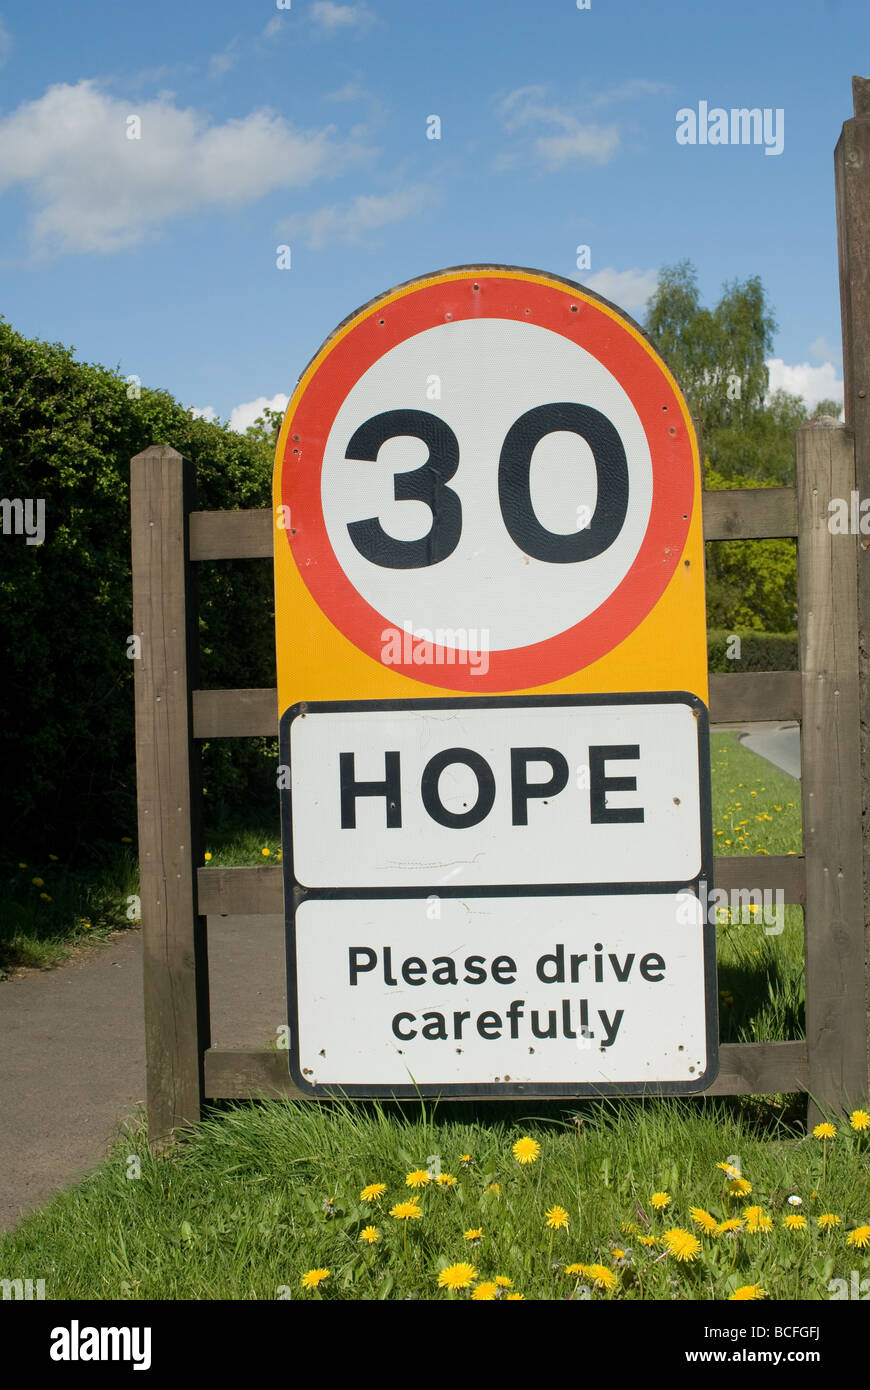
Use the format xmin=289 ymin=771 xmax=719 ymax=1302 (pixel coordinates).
xmin=130 ymin=81 xmax=870 ymax=1140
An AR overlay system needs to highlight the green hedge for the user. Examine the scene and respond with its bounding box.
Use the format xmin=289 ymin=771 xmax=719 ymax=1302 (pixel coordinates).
xmin=0 ymin=320 xmax=277 ymax=858
xmin=707 ymin=629 xmax=798 ymax=673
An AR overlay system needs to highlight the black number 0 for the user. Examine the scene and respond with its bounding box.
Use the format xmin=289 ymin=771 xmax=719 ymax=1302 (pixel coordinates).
xmin=345 ymin=402 xmax=628 ymax=569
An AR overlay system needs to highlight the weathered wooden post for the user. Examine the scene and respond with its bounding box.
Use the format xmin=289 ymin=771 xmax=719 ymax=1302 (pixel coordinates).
xmin=131 ymin=445 xmax=209 ymax=1140
xmin=834 ymin=75 xmax=870 ymax=1109
xmin=797 ymin=417 xmax=865 ymax=1118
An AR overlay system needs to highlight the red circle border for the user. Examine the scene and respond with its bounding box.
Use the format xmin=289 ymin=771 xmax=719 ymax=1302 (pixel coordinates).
xmin=280 ymin=271 xmax=695 ymax=692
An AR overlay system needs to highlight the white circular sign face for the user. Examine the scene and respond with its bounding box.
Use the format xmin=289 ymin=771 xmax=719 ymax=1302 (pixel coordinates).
xmin=321 ymin=318 xmax=652 ymax=652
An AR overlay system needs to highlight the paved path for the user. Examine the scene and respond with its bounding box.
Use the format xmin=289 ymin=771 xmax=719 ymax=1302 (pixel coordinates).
xmin=739 ymin=725 xmax=801 ymax=780
xmin=0 ymin=916 xmax=286 ymax=1234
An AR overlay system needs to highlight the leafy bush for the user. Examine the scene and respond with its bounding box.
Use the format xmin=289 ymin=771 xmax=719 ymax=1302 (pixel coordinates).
xmin=0 ymin=319 xmax=277 ymax=855
xmin=707 ymin=630 xmax=798 ymax=673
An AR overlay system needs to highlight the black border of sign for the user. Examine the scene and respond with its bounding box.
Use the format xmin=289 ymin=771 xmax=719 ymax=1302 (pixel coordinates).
xmin=279 ymin=692 xmax=718 ymax=1099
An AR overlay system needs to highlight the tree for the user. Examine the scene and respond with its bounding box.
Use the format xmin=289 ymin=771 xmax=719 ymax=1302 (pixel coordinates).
xmin=644 ymin=260 xmax=777 ymax=439
xmin=644 ymin=264 xmax=803 ymax=634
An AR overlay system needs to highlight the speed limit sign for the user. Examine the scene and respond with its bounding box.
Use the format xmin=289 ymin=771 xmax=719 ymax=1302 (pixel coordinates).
xmin=273 ymin=265 xmax=707 ymax=702
xmin=273 ymin=266 xmax=715 ymax=1097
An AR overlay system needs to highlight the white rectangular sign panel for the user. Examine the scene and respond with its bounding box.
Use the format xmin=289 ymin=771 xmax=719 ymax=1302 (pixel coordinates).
xmin=290 ymin=893 xmax=715 ymax=1093
xmin=280 ymin=694 xmax=716 ymax=1098
xmin=287 ymin=695 xmax=705 ymax=889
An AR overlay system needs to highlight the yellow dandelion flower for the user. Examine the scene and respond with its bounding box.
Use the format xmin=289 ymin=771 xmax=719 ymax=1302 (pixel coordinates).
xmin=638 ymin=1235 xmax=658 ymax=1247
xmin=650 ymin=1192 xmax=671 ymax=1210
xmin=621 ymin=1221 xmax=639 ymax=1236
xmin=31 ymin=877 xmax=44 ymax=887
xmin=564 ymin=1262 xmax=588 ymax=1276
xmin=405 ymin=1169 xmax=431 ymax=1189
xmin=437 ymin=1263 xmax=476 ymax=1289
xmin=389 ymin=1201 xmax=422 ymax=1220
xmin=611 ymin=1248 xmax=626 ymax=1261
xmin=849 ymin=1109 xmax=870 ymax=1133
xmin=49 ymin=852 xmax=59 ymax=859
xmin=730 ymin=1284 xmax=766 ymax=1301
xmin=360 ymin=1182 xmax=387 ymax=1202
xmin=662 ymin=1228 xmax=702 ymax=1262
xmin=436 ymin=1173 xmax=457 ymax=1187
xmin=464 ymin=1228 xmax=483 ymax=1242
xmin=300 ymin=1268 xmax=330 ymax=1289
xmin=487 ymin=1182 xmax=500 ymax=1194
xmin=545 ymin=1205 xmax=570 ymax=1230
xmin=203 ymin=851 xmax=212 ymax=862
xmin=817 ymin=1213 xmax=840 ymax=1229
xmin=512 ymin=1136 xmax=541 ymax=1164
xmin=846 ymin=1225 xmax=870 ymax=1249
xmin=813 ymin=1122 xmax=836 ymax=1140
xmin=585 ymin=1263 xmax=618 ymax=1290
xmin=715 ymin=1218 xmax=745 ymax=1236
xmin=39 ymin=893 xmax=52 ymax=901
xmin=360 ymin=1226 xmax=379 ymax=1244
xmin=495 ymin=1276 xmax=513 ymax=1288
xmin=782 ymin=1214 xmax=806 ymax=1231
xmin=460 ymin=1154 xmax=472 ymax=1165
xmin=717 ymin=1161 xmax=741 ymax=1178
xmin=728 ymin=1178 xmax=752 ymax=1197
xmin=505 ymin=1292 xmax=525 ymax=1300
xmin=17 ymin=862 xmax=27 ymax=868
xmin=261 ymin=846 xmax=271 ymax=857
xmin=471 ymin=1281 xmax=498 ymax=1301
xmin=690 ymin=1207 xmax=719 ymax=1234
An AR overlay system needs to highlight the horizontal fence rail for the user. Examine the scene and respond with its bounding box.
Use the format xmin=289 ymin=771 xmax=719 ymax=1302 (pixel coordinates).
xmin=191 ymin=671 xmax=803 ymax=739
xmin=202 ymin=1040 xmax=809 ymax=1101
xmin=197 ymin=855 xmax=807 ymax=918
xmin=187 ymin=486 xmax=799 ymax=563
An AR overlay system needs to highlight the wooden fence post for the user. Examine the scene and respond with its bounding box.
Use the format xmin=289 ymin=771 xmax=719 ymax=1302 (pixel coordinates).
xmin=797 ymin=418 xmax=866 ymax=1117
xmin=131 ymin=445 xmax=210 ymax=1141
xmin=834 ymin=75 xmax=870 ymax=1108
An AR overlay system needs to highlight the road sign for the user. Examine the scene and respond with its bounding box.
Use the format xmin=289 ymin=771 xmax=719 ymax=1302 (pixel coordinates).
xmin=273 ymin=265 xmax=716 ymax=1097
xmin=273 ymin=265 xmax=707 ymax=704
xmin=282 ymin=693 xmax=715 ymax=1095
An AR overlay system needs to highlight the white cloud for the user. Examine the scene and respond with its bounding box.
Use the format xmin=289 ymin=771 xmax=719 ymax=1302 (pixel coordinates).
xmin=590 ymin=79 xmax=669 ymax=109
xmin=496 ymin=86 xmax=619 ymax=168
xmin=229 ymin=393 xmax=289 ymax=434
xmin=262 ymin=15 xmax=284 ymax=38
xmin=209 ymin=42 xmax=239 ymax=78
xmin=190 ymin=405 xmax=218 ymax=423
xmin=0 ymin=15 xmax=12 ymax=69
xmin=311 ymin=2 xmax=374 ymax=31
xmin=766 ymin=358 xmax=844 ymax=412
xmin=809 ymin=335 xmax=840 ymax=364
xmin=535 ymin=127 xmax=619 ymax=169
xmin=0 ymin=80 xmax=359 ymax=257
xmin=282 ymin=183 xmax=435 ymax=248
xmin=583 ymin=267 xmax=659 ymax=311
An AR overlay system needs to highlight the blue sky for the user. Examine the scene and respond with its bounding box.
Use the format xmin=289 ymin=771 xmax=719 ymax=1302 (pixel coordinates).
xmin=0 ymin=0 xmax=864 ymax=431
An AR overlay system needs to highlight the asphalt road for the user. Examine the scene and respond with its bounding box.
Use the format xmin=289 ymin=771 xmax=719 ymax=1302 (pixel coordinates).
xmin=0 ymin=915 xmax=286 ymax=1233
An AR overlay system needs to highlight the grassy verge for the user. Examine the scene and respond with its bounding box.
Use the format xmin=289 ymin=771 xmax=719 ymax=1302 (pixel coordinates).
xmin=0 ymin=840 xmax=140 ymax=977
xmin=1 ymin=1098 xmax=867 ymax=1300
xmin=710 ymin=732 xmax=804 ymax=1045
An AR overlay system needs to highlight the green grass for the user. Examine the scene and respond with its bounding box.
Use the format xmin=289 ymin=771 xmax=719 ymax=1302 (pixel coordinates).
xmin=2 ymin=732 xmax=867 ymax=1301
xmin=0 ymin=840 xmax=141 ymax=976
xmin=710 ymin=732 xmax=805 ymax=1046
xmin=1 ymin=1098 xmax=867 ymax=1300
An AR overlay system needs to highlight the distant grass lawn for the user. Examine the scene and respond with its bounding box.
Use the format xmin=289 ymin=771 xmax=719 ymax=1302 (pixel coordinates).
xmin=1 ymin=1097 xmax=868 ymax=1301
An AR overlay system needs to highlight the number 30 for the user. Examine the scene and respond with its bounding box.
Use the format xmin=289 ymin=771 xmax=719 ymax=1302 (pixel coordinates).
xmin=345 ymin=402 xmax=629 ymax=570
